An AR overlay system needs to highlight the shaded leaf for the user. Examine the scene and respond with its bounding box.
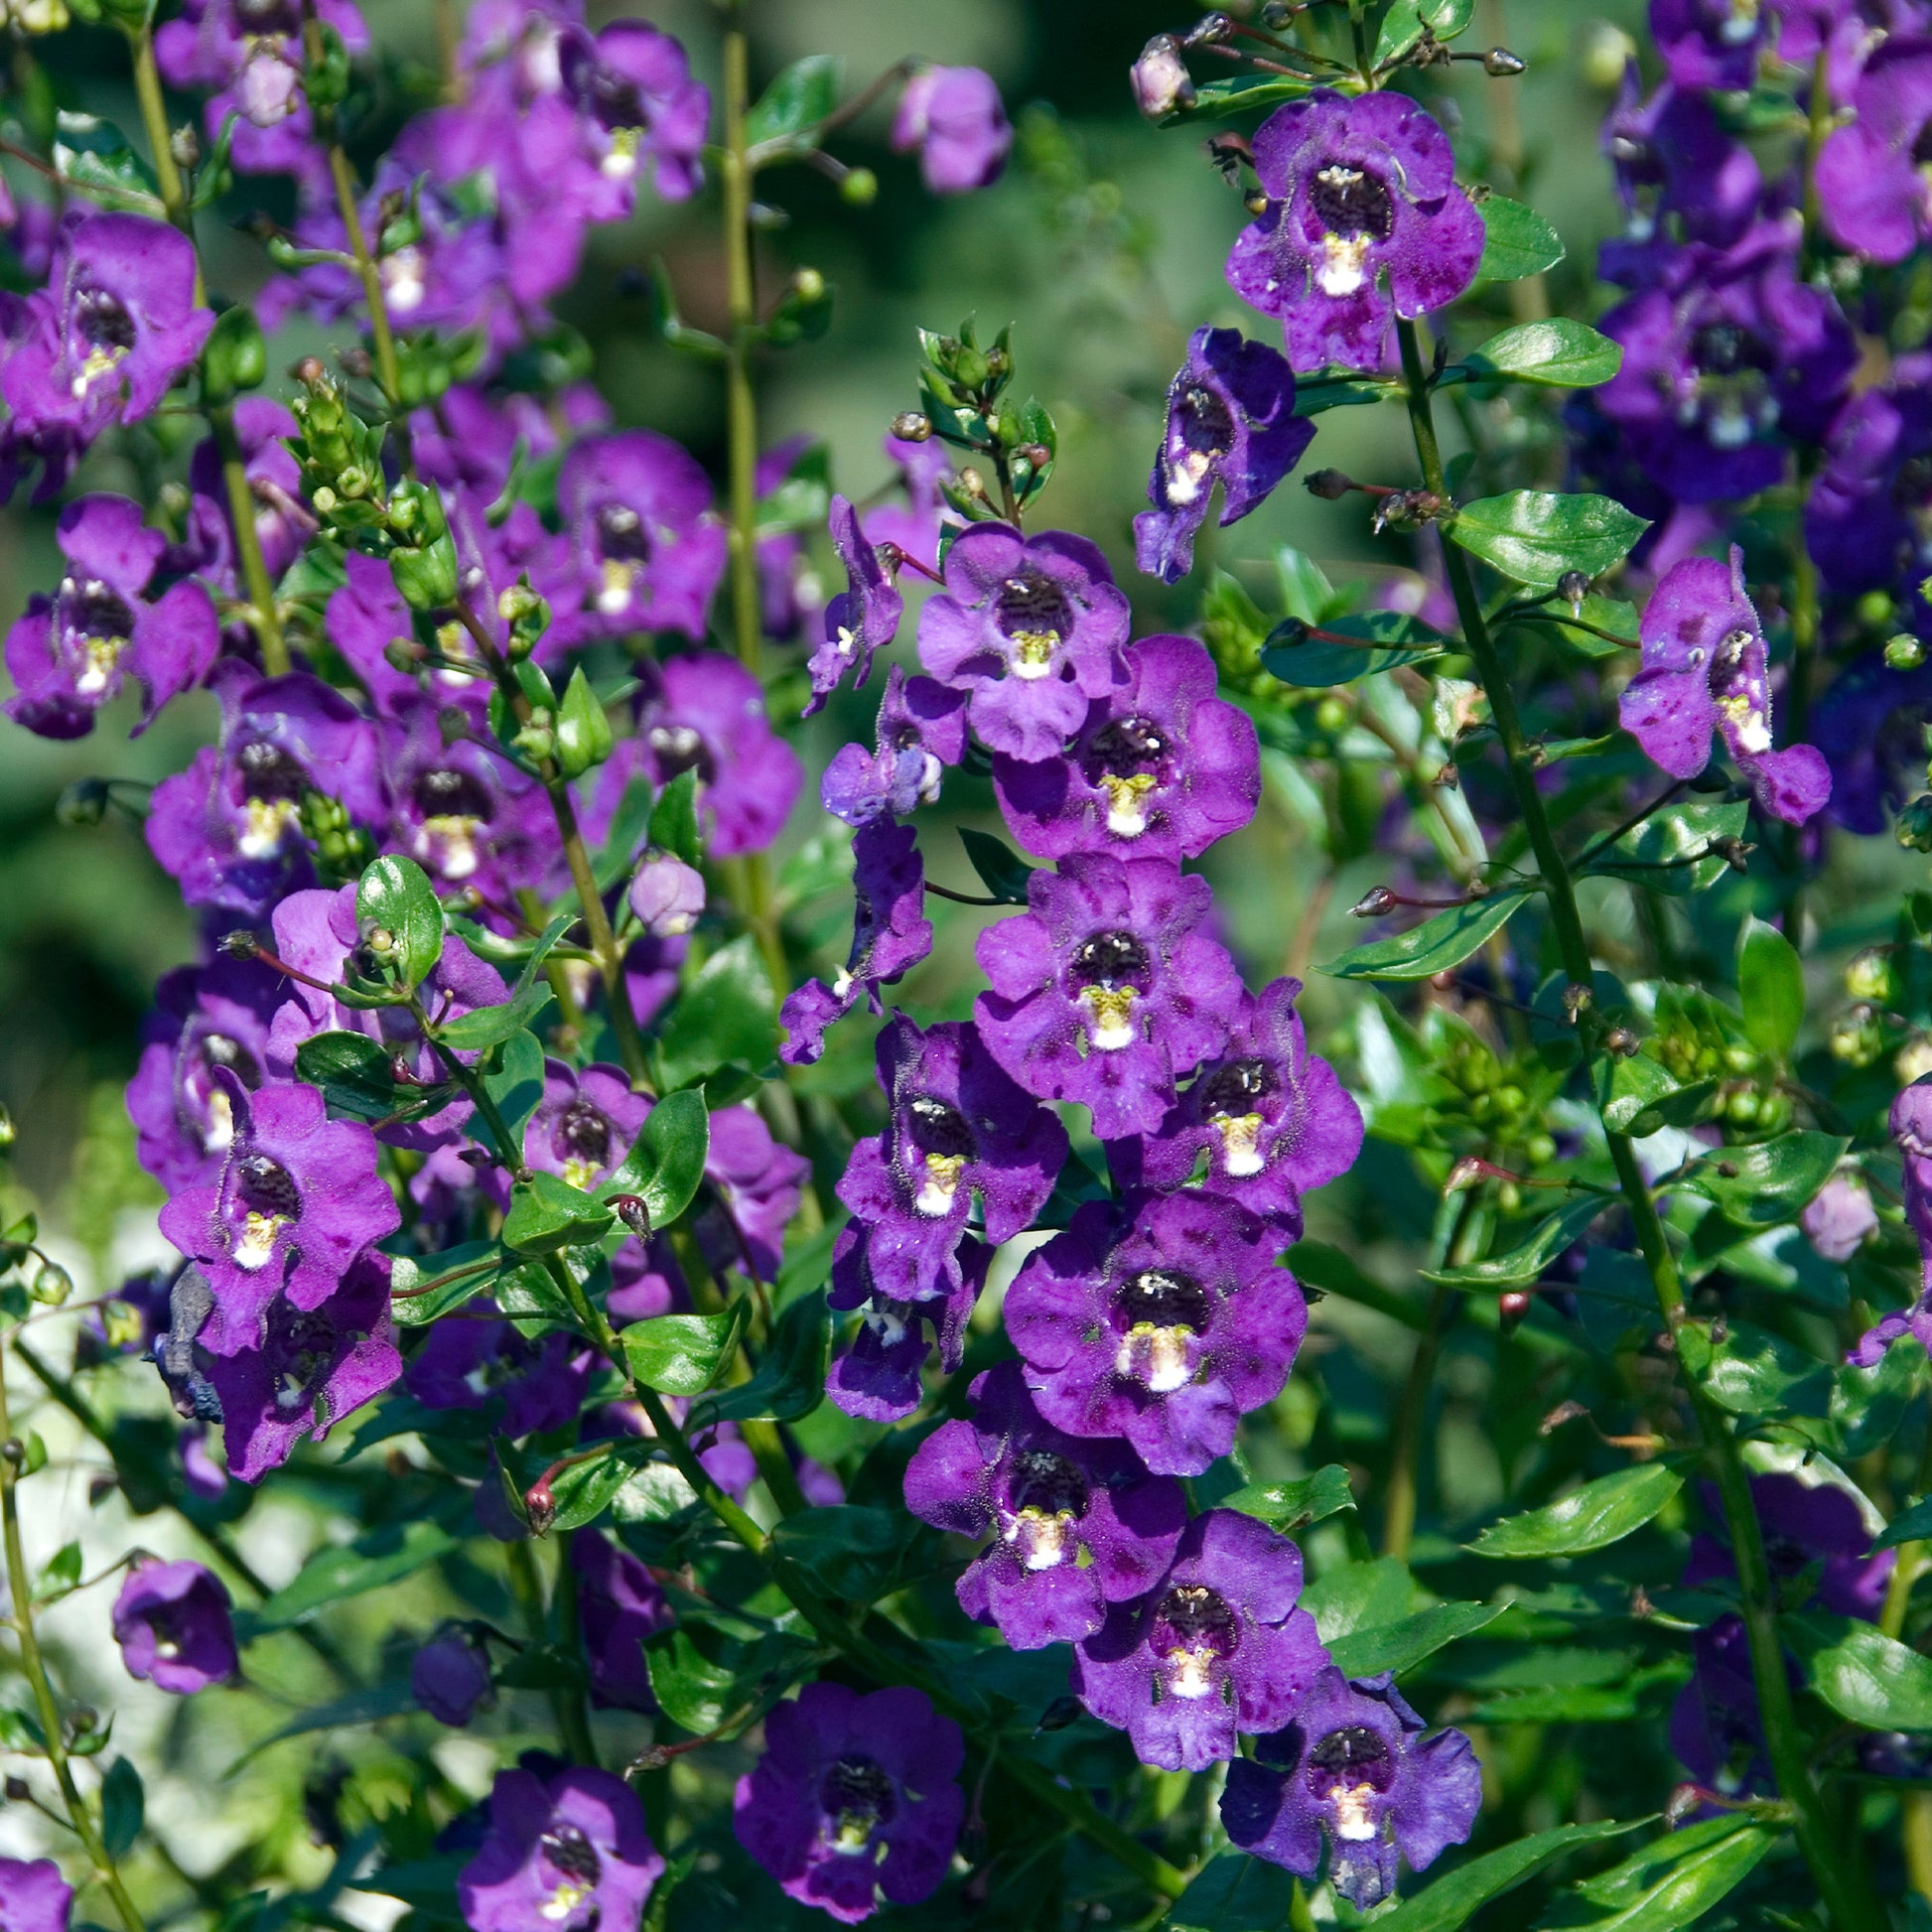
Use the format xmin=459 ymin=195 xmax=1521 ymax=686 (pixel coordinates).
xmin=502 ymin=1173 xmax=615 ymax=1255
xmin=1160 ymin=1852 xmax=1298 ymax=1932
xmin=1677 ymin=1318 xmax=1832 ymax=1419
xmin=1787 ymin=1611 xmax=1932 ymax=1730
xmin=1264 ymin=609 xmax=1448 ymax=687
xmin=1328 ymin=1600 xmax=1505 ymax=1677
xmin=960 ymin=827 xmax=1036 ymax=904
xmin=248 ymin=1517 xmax=463 ymax=1631
xmin=1372 ymin=1819 xmax=1648 ymax=1932
xmin=1537 ymin=1817 xmax=1775 ymax=1930
xmin=1473 ymin=196 xmax=1566 ymax=285
xmin=1219 ymin=1465 xmax=1357 ymax=1535
xmin=1425 ymin=1194 xmax=1604 ymax=1291
xmin=649 ymin=768 xmax=703 ymax=868
xmin=1678 ymin=1131 xmax=1848 ymax=1226
xmin=705 ymin=1292 xmax=831 ymax=1424
xmin=746 ymin=54 xmax=840 ymax=147
xmin=657 ymin=936 xmax=778 ymax=1090
xmin=1737 ymin=916 xmax=1803 ymax=1060
xmin=1462 ymin=320 xmax=1621 ymax=388
xmin=603 ymin=1088 xmax=710 ymax=1231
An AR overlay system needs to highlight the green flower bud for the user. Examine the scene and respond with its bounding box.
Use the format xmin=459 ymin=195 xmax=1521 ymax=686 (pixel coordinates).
xmin=390 ymin=533 xmax=460 ymax=613
xmin=840 ymin=166 xmax=879 ymax=206
xmin=1845 ymin=947 xmax=1894 ymax=1004
xmin=29 ymin=1260 xmax=71 ymax=1308
xmin=203 ymin=306 xmax=268 ymax=409
xmin=1887 ymin=632 xmax=1927 ymax=671
xmin=1831 ymin=1005 xmax=1884 ymax=1067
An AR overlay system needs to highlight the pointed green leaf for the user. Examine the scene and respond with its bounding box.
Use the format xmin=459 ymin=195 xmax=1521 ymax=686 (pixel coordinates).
xmin=1424 ymin=1194 xmax=1604 ymax=1290
xmin=603 ymin=1088 xmax=711 ymax=1231
xmin=657 ymin=936 xmax=778 ymax=1090
xmin=1679 ymin=1131 xmax=1848 ymax=1225
xmin=649 ymin=767 xmax=703 ymax=867
xmin=1737 ymin=916 xmax=1803 ymax=1059
xmin=1470 ymin=1463 xmax=1684 ymax=1559
xmin=1371 ymin=1819 xmax=1648 ymax=1932
xmin=502 ymin=1172 xmax=616 ymax=1255
xmin=706 ymin=1291 xmax=831 ymax=1424
xmin=1787 ymin=1611 xmax=1932 ymax=1730
xmin=554 ymin=664 xmax=614 ymax=780
xmin=745 ymin=54 xmax=841 ymax=148
xmin=1462 ymin=320 xmax=1621 ymax=388
xmin=1450 ymin=491 xmax=1647 ymax=590
xmin=1538 ymin=1816 xmax=1775 ymax=1930
xmin=354 ymin=854 xmax=445 ymax=990
xmin=1219 ymin=1464 xmax=1357 ymax=1535
xmin=1322 ymin=892 xmax=1533 ymax=982
xmin=621 ymin=1306 xmax=748 ymax=1397
xmin=959 ymin=827 xmax=1037 ymax=904
xmin=1327 ymin=1599 xmax=1505 ymax=1677
xmin=1472 ymin=196 xmax=1566 ymax=285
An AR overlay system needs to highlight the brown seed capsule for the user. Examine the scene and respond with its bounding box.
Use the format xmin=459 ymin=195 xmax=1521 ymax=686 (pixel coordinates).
xmin=1350 ymin=886 xmax=1399 ymax=918
xmin=1483 ymin=46 xmax=1527 ymax=75
xmin=890 ymin=411 xmax=933 ymax=442
xmin=1305 ymin=468 xmax=1355 ymax=499
xmin=611 ymin=1193 xmax=652 ymax=1238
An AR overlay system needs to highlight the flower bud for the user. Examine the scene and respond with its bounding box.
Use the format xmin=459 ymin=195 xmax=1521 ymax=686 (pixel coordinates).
xmin=1602 ymin=1028 xmax=1639 ymax=1057
xmin=1131 ymin=35 xmax=1195 ymax=119
xmin=840 ymin=166 xmax=879 ymax=206
xmin=1557 ymin=568 xmax=1590 ymax=615
xmin=1483 ymin=46 xmax=1527 ymax=75
xmin=629 ymin=852 xmax=706 ymax=939
xmin=1846 ymin=948 xmax=1894 ymax=1004
xmin=205 ymin=306 xmax=269 ymax=409
xmin=1184 ymin=12 xmax=1235 ymax=47
xmin=1887 ymin=632 xmax=1926 ymax=671
xmin=1832 ymin=1004 xmax=1884 ymax=1067
xmin=4 ymin=1775 xmax=28 ymax=1802
xmin=610 ymin=1194 xmax=652 ymax=1238
xmin=1305 ymin=468 xmax=1354 ymax=500
xmin=391 ymin=533 xmax=460 ymax=614
xmin=523 ymin=1475 xmax=557 ymax=1537
xmin=891 ymin=411 xmax=933 ymax=442
xmin=1498 ymin=1291 xmax=1531 ymax=1331
xmin=384 ymin=636 xmax=424 ymax=675
xmin=0 ymin=1106 xmax=14 ymax=1151
xmin=28 ymin=1260 xmax=71 ymax=1308
xmin=1899 ymin=1037 xmax=1932 ymax=1084
xmin=56 ymin=777 xmax=111 ymax=827
xmin=217 ymin=928 xmax=261 ymax=960
xmin=387 ymin=479 xmax=449 ymax=545
xmin=1350 ymin=886 xmax=1398 ymax=918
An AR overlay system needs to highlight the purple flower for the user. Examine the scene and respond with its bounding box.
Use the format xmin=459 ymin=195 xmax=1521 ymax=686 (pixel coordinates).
xmin=826 ymin=1227 xmax=991 ymax=1423
xmin=916 ymin=524 xmax=1129 ymax=761
xmin=145 ymin=667 xmax=384 ymax=917
xmin=4 ymin=495 xmax=218 ymax=741
xmin=326 ymin=551 xmax=423 ymax=714
xmin=622 ymin=932 xmax=688 ymax=1033
xmin=1074 ymin=1510 xmax=1326 ymax=1772
xmin=864 ymin=432 xmax=956 ymax=574
xmin=1649 ymin=0 xmax=1781 ymax=91
xmin=1619 ymin=547 xmax=1831 ymax=826
xmin=413 ymin=1628 xmax=493 ymax=1726
xmin=733 ymin=1683 xmax=965 ymax=1923
xmin=902 ymin=1360 xmax=1187 ymax=1648
xmin=892 ymin=67 xmax=1011 ymax=195
xmin=835 ymin=1016 xmax=1065 ymax=1302
xmin=525 ymin=1061 xmax=648 ymax=1193
xmin=406 ymin=1297 xmax=593 ymax=1439
xmin=779 ymin=821 xmax=932 ymax=1066
xmin=1135 ymin=328 xmax=1312 ymax=583
xmin=700 ymin=1103 xmax=812 ymax=1281
xmin=1802 ymin=1170 xmax=1879 ymax=1261
xmin=204 ymin=1251 xmax=401 ymax=1481
xmin=1671 ymin=1611 xmax=1770 ymax=1794
xmin=412 ymin=382 xmax=606 ymax=503
xmin=1222 ymin=1668 xmax=1481 ymax=1908
xmin=1139 ymin=977 xmax=1363 ymax=1232
xmin=1006 ymin=1191 xmax=1306 ymax=1476
xmin=111 ymin=1559 xmax=237 ymax=1695
xmin=1817 ymin=39 xmax=1932 ymax=260
xmin=1689 ymin=1471 xmax=1893 ymax=1618
xmin=158 ymin=1076 xmax=399 ymax=1357
xmin=1 ymin=211 xmax=213 ymax=467
xmin=1853 ymin=1078 xmax=1932 ymax=1363
xmin=975 ymin=854 xmax=1241 ymax=1140
xmin=1225 ymin=91 xmax=1482 ymax=373
xmin=1595 ymin=220 xmax=1858 ymax=503
xmin=0 ymin=1857 xmax=70 ymax=1932
xmin=556 ymin=431 xmax=727 ymax=643
xmin=992 ymin=633 xmax=1261 ymax=863
xmin=179 ymin=399 xmax=311 ymax=596
xmin=557 ymin=17 xmax=710 ymax=204
xmin=820 ymin=666 xmax=967 ymax=827
xmin=753 ymin=438 xmax=826 ymax=643
xmin=1810 ymin=657 xmax=1932 ymax=833
xmin=571 ymin=1528 xmax=672 ymax=1712
xmin=1805 ymin=374 xmax=1932 ymax=600
xmin=459 ymin=1765 xmax=664 ymax=1932
xmin=806 ymin=495 xmax=903 ymax=717
xmin=629 ymin=852 xmax=705 ymax=937
xmin=128 ymin=956 xmax=284 ymax=1193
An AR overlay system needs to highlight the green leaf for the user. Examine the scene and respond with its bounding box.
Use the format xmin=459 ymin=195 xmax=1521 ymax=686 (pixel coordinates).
xmin=231 ymin=1682 xmax=423 ymax=1766
xmin=1287 ymin=1240 xmax=1428 ymax=1330
xmin=657 ymin=936 xmax=778 ymax=1091
xmin=554 ymin=665 xmax=614 ymax=780
xmin=746 ymin=54 xmax=841 ymax=148
xmin=54 ymin=112 xmax=165 ymax=215
xmin=32 ymin=1540 xmax=81 ymax=1606
xmin=502 ymin=1172 xmax=616 ymax=1255
xmin=248 ymin=1517 xmax=463 ymax=1632
xmin=1676 ymin=1318 xmax=1832 ymax=1419
xmin=768 ymin=1505 xmax=936 ymax=1605
xmin=1788 ymin=1612 xmax=1932 ymax=1730
xmin=546 ymin=1439 xmax=655 ymax=1535
xmin=1304 ymin=1556 xmax=1416 ymax=1642
xmin=1263 ymin=610 xmax=1448 ymax=687
xmin=1538 ymin=1816 xmax=1775 ymax=1930
xmin=649 ymin=768 xmax=703 ymax=867
xmin=1159 ymin=1852 xmax=1298 ymax=1932
xmin=1372 ymin=0 xmax=1475 ymax=65
xmin=621 ymin=1307 xmax=748 ymax=1397
xmin=1470 ymin=1463 xmax=1684 ymax=1559
xmin=436 ymin=978 xmax=554 ymax=1051
xmin=1424 ymin=1194 xmax=1605 ymax=1291
xmin=1473 ymin=195 xmax=1566 ymax=286
xmin=1322 ymin=892 xmax=1533 ymax=982
xmin=1737 ymin=916 xmax=1803 ymax=1059
xmin=1679 ymin=1131 xmax=1848 ymax=1225
xmin=1587 ymin=797 xmax=1748 ymax=897
xmin=1180 ymin=73 xmax=1311 ymax=118
xmin=1328 ymin=1600 xmax=1505 ymax=1677
xmin=1450 ymin=491 xmax=1647 ymax=591
xmin=706 ymin=1292 xmax=831 ymax=1424
xmin=1596 ymin=1052 xmax=1714 ymax=1138
xmin=1876 ymin=1495 xmax=1932 ymax=1553
xmin=1462 ymin=319 xmax=1621 ymax=388
xmin=959 ymin=827 xmax=1037 ymax=904
xmin=355 ymin=855 xmax=445 ymax=990
xmin=294 ymin=1031 xmax=457 ymax=1126
xmin=1219 ymin=1464 xmax=1357 ymax=1535
xmin=602 ymin=1088 xmax=711 ymax=1233
xmin=480 ymin=1027 xmax=546 ymax=1156
xmin=387 ymin=1242 xmax=504 ymax=1326
xmin=1372 ymin=1820 xmax=1648 ymax=1932
xmin=99 ymin=1756 xmax=144 ymax=1861
xmin=594 ymin=776 xmax=657 ymax=890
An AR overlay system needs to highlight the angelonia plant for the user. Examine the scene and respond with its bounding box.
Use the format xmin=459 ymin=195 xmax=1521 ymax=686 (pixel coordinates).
xmin=9 ymin=0 xmax=1932 ymax=1927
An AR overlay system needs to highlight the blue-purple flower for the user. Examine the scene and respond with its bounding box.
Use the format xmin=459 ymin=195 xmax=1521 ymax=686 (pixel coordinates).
xmin=806 ymin=494 xmax=903 ymax=717
xmin=892 ymin=66 xmax=1011 ymax=195
xmin=1074 ymin=1509 xmax=1327 ymax=1772
xmin=1222 ymin=1668 xmax=1482 ymax=1908
xmin=1135 ymin=328 xmax=1312 ymax=583
xmin=413 ymin=1627 xmax=494 ymax=1727
xmin=459 ymin=1765 xmax=663 ymax=1932
xmin=524 ymin=1061 xmax=648 ymax=1193
xmin=405 ymin=1297 xmax=593 ymax=1440
xmin=1224 ymin=91 xmax=1482 ymax=373
xmin=733 ymin=1683 xmax=965 ymax=1923
xmin=0 ymin=1857 xmax=70 ymax=1932
xmin=628 ymin=852 xmax=705 ymax=937
xmin=826 ymin=1227 xmax=990 ymax=1423
xmin=1851 ymin=1078 xmax=1932 ymax=1362
xmin=1805 ymin=371 xmax=1932 ymax=601
xmin=820 ymin=665 xmax=967 ymax=827
xmin=1818 ymin=38 xmax=1932 ymax=261
xmin=112 ymin=1559 xmax=237 ymax=1695
xmin=571 ymin=1528 xmax=672 ymax=1712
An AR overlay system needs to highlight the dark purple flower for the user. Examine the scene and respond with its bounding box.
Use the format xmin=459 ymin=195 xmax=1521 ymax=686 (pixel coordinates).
xmin=145 ymin=667 xmax=385 ymax=917
xmin=734 ymin=1682 xmax=965 ymax=1923
xmin=1853 ymin=1078 xmax=1932 ymax=1362
xmin=571 ymin=1528 xmax=672 ymax=1712
xmin=892 ymin=67 xmax=1011 ymax=195
xmin=178 ymin=399 xmax=311 ymax=596
xmin=916 ymin=524 xmax=1129 ymax=761
xmin=1817 ymin=38 xmax=1932 ymax=260
xmin=406 ymin=1296 xmax=594 ymax=1439
xmin=700 ymin=1103 xmax=812 ymax=1281
xmin=325 ymin=551 xmax=423 ymax=715
xmin=1808 ymin=657 xmax=1932 ymax=833
xmin=1139 ymin=977 xmax=1363 ymax=1232
xmin=180 ymin=1424 xmax=227 ymax=1499
xmin=629 ymin=852 xmax=705 ymax=937
xmin=1805 ymin=374 xmax=1932 ymax=600
xmin=902 ymin=1360 xmax=1186 ymax=1649
xmin=525 ymin=1061 xmax=648 ymax=1193
xmin=204 ymin=1251 xmax=401 ymax=1481
xmin=622 ymin=932 xmax=688 ymax=1033
xmin=459 ymin=1765 xmax=663 ymax=1932
xmin=806 ymin=495 xmax=903 ymax=717
xmin=1135 ymin=328 xmax=1312 ymax=583
xmin=412 ymin=382 xmax=606 ymax=503
xmin=992 ymin=633 xmax=1260 ymax=863
xmin=1619 ymin=547 xmax=1831 ymax=826
xmin=128 ymin=956 xmax=284 ymax=1193
xmin=1671 ymin=1610 xmax=1770 ymax=1794
xmin=556 ymin=431 xmax=727 ymax=643
xmin=820 ymin=666 xmax=968 ymax=827
xmin=826 ymin=1227 xmax=991 ymax=1423
xmin=557 ymin=17 xmax=710 ymax=204
xmin=1006 ymin=1191 xmax=1306 ymax=1476
xmin=1802 ymin=1171 xmax=1879 ymax=1261
xmin=975 ymin=854 xmax=1241 ymax=1140
xmin=1225 ymin=91 xmax=1481 ymax=373
xmin=0 ymin=1857 xmax=70 ymax=1932
xmin=414 ymin=1627 xmax=494 ymax=1726
xmin=4 ymin=495 xmax=219 ymax=741
xmin=1074 ymin=1509 xmax=1326 ymax=1771
xmin=835 ymin=1015 xmax=1066 ymax=1302
xmin=1685 ymin=1470 xmax=1892 ymax=1619
xmin=158 ymin=1075 xmax=399 ymax=1357
xmin=1222 ymin=1667 xmax=1481 ymax=1908
xmin=1 ymin=211 xmax=213 ymax=462
xmin=1132 ymin=34 xmax=1195 ymax=118
xmin=1595 ymin=219 xmax=1858 ymax=503
xmin=112 ymin=1559 xmax=237 ymax=1695
xmin=753 ymin=438 xmax=826 ymax=643
xmin=779 ymin=821 xmax=932 ymax=1066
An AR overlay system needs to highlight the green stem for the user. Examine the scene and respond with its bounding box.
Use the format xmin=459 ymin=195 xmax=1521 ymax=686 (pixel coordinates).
xmin=128 ymin=27 xmax=192 ymax=251
xmin=210 ymin=406 xmax=290 ymax=674
xmin=546 ymin=1537 xmax=600 ymax=1769
xmin=721 ymin=0 xmax=761 ymax=676
xmin=504 ymin=1537 xmax=597 ymax=1766
xmin=0 ymin=1340 xmax=147 ymax=1932
xmin=1395 ymin=317 xmax=1881 ymax=1932
xmin=410 ymin=990 xmax=531 ymax=1175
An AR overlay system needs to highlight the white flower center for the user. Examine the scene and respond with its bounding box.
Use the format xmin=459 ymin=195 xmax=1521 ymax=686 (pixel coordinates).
xmin=1007 ymin=630 xmax=1057 ymax=678
xmin=1211 ymin=1112 xmax=1266 ymax=1177
xmin=1116 ymin=1321 xmax=1194 ymax=1393
xmin=1079 ymin=984 xmax=1138 ymax=1050
xmin=1330 ymin=1783 xmax=1380 ymax=1842
xmin=237 ymin=796 xmax=302 ymax=860
xmin=598 ymin=558 xmax=638 ymax=615
xmin=913 ymin=1152 xmax=966 ymax=1217
xmin=232 ymin=1209 xmax=287 ymax=1271
xmin=1100 ymin=772 xmax=1158 ymax=838
xmin=415 ymin=814 xmax=482 ymax=881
